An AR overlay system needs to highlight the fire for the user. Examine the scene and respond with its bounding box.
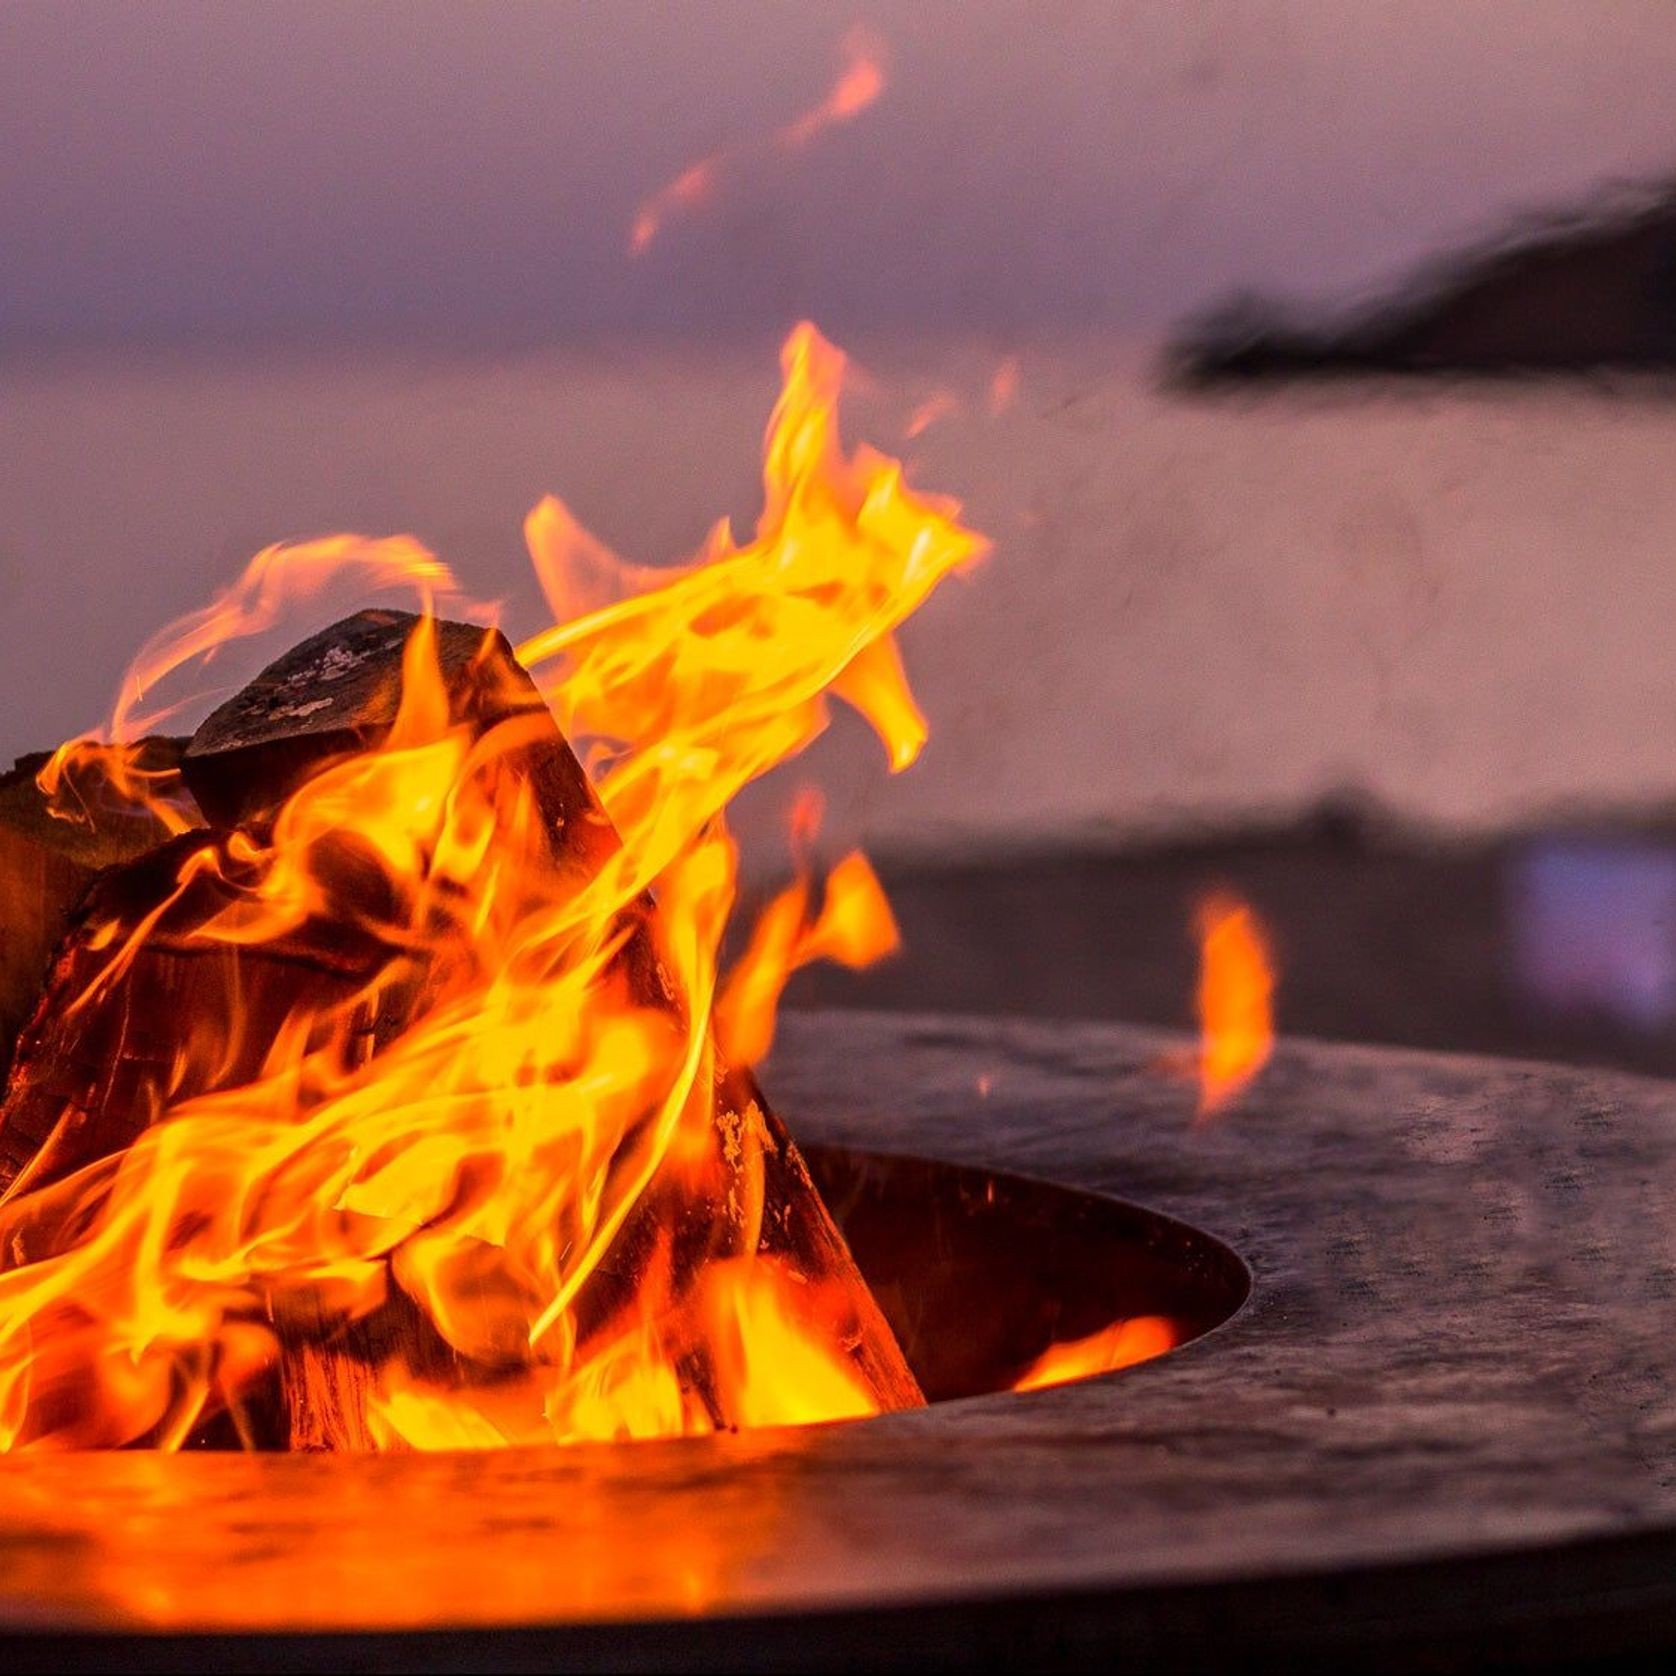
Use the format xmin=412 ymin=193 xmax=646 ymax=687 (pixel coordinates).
xmin=716 ymin=794 xmax=899 ymax=1070
xmin=901 ymin=360 xmax=1020 ymax=445
xmin=629 ymin=28 xmax=887 ymax=254
xmin=1194 ymin=892 xmax=1275 ymax=1115
xmin=1013 ymin=1315 xmax=1176 ymax=1392
xmin=0 ymin=322 xmax=984 ymax=1451
xmin=36 ymin=536 xmax=460 ymax=838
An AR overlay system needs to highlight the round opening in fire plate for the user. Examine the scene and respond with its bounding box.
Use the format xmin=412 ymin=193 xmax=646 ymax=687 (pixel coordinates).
xmin=803 ymin=1146 xmax=1250 ymax=1403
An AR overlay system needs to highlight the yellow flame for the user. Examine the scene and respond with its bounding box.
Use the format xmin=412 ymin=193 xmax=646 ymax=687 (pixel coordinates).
xmin=717 ymin=795 xmax=898 ymax=1068
xmin=0 ymin=322 xmax=982 ymax=1452
xmin=35 ymin=535 xmax=462 ymax=834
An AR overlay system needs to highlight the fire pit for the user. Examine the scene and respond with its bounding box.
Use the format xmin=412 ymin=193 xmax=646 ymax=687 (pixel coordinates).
xmin=1 ymin=322 xmax=1669 ymax=1671
xmin=1 ymin=1011 xmax=1673 ymax=1669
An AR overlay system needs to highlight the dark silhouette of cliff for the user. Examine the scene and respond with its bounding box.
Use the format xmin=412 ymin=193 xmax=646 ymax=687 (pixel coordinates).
xmin=1171 ymin=183 xmax=1676 ymax=382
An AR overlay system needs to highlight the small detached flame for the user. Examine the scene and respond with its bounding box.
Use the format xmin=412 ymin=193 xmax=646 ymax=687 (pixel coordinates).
xmin=630 ymin=27 xmax=887 ymax=254
xmin=1194 ymin=892 xmax=1276 ymax=1116
xmin=1148 ymin=891 xmax=1275 ymax=1117
xmin=0 ymin=323 xmax=985 ymax=1452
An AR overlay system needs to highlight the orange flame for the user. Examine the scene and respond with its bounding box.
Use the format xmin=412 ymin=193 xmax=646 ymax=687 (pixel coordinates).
xmin=1013 ymin=1315 xmax=1176 ymax=1392
xmin=717 ymin=795 xmax=899 ymax=1068
xmin=0 ymin=322 xmax=984 ymax=1452
xmin=629 ymin=28 xmax=887 ymax=255
xmin=1194 ymin=892 xmax=1275 ymax=1116
xmin=35 ymin=535 xmax=463 ymax=835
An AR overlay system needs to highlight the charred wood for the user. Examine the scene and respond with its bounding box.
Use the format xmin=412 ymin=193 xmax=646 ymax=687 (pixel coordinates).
xmin=0 ymin=612 xmax=921 ymax=1446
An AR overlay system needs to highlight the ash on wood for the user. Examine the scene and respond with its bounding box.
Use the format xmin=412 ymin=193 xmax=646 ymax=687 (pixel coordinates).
xmin=182 ymin=609 xmax=614 ymax=884
xmin=0 ymin=610 xmax=921 ymax=1446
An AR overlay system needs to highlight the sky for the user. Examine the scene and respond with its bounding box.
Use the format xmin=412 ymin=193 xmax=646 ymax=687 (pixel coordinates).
xmin=6 ymin=0 xmax=1676 ymax=348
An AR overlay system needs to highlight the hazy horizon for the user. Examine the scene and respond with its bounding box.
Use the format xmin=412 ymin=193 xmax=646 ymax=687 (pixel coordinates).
xmin=6 ymin=1 xmax=1676 ymax=348
xmin=12 ymin=6 xmax=1676 ymax=858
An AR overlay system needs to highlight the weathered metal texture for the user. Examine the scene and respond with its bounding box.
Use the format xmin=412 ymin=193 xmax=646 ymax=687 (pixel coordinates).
xmin=2 ymin=1009 xmax=1675 ymax=1671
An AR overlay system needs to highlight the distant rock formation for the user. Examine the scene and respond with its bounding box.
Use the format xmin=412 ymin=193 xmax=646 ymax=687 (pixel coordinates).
xmin=1169 ymin=182 xmax=1676 ymax=382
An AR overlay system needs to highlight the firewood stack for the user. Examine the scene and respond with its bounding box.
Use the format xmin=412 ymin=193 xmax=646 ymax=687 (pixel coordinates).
xmin=0 ymin=610 xmax=922 ymax=1448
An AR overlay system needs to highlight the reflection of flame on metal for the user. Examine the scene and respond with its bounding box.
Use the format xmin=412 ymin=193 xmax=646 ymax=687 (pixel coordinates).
xmin=630 ymin=27 xmax=887 ymax=255
xmin=1013 ymin=1315 xmax=1176 ymax=1392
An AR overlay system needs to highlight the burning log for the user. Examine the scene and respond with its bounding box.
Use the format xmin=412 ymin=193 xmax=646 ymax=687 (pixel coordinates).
xmin=0 ymin=610 xmax=921 ymax=1446
xmin=0 ymin=739 xmax=196 ymax=1085
xmin=182 ymin=610 xmax=613 ymax=875
xmin=0 ymin=611 xmax=582 ymax=1201
xmin=0 ymin=322 xmax=979 ymax=1453
xmin=0 ymin=827 xmax=395 ymax=1205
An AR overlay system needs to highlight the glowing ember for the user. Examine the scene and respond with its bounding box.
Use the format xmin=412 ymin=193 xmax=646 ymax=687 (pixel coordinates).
xmin=629 ymin=27 xmax=887 ymax=254
xmin=1194 ymin=892 xmax=1276 ymax=1116
xmin=0 ymin=322 xmax=985 ymax=1452
xmin=1013 ymin=1315 xmax=1176 ymax=1392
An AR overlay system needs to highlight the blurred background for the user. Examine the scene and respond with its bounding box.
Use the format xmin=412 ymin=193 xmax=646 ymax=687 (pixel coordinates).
xmin=8 ymin=1 xmax=1676 ymax=1071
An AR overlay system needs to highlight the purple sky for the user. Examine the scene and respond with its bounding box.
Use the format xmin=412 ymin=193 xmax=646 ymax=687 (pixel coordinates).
xmin=5 ymin=1 xmax=1676 ymax=345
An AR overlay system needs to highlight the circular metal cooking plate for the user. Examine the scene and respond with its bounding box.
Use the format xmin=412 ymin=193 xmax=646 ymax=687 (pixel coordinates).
xmin=0 ymin=1146 xmax=1247 ymax=1645
xmin=5 ymin=1009 xmax=1676 ymax=1672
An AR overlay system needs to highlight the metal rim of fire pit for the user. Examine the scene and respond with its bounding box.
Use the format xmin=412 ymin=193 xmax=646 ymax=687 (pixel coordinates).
xmin=3 ymin=1007 xmax=1676 ymax=1673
